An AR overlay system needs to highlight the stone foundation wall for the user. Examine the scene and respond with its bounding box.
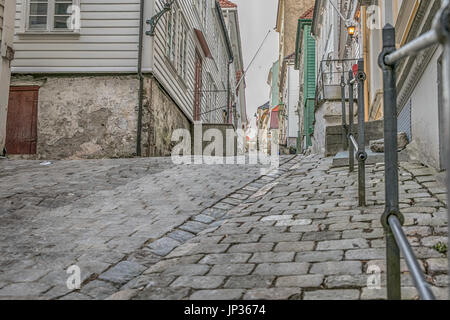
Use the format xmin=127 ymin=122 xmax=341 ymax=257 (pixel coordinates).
xmin=144 ymin=76 xmax=191 ymax=157
xmin=325 ymin=120 xmax=384 ymax=156
xmin=9 ymin=74 xmax=192 ymax=159
xmin=11 ymin=75 xmax=140 ymax=159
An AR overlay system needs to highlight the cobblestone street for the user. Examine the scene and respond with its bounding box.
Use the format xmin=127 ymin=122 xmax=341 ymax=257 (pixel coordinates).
xmin=0 ymin=155 xmax=448 ymax=300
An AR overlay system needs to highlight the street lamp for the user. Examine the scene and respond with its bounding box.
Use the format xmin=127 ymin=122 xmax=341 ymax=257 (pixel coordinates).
xmin=347 ymin=25 xmax=356 ymax=36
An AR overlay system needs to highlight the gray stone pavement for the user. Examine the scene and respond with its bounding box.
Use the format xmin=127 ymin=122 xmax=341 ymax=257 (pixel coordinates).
xmin=0 ymin=156 xmax=296 ymax=299
xmin=0 ymin=155 xmax=448 ymax=300
xmin=127 ymin=155 xmax=448 ymax=300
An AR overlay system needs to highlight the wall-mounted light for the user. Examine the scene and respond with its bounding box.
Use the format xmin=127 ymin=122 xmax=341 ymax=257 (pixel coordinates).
xmin=347 ymin=25 xmax=356 ymax=36
xmin=146 ymin=1 xmax=174 ymax=37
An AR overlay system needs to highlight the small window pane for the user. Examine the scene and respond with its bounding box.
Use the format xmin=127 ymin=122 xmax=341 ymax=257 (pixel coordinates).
xmin=54 ymin=15 xmax=70 ymax=29
xmin=29 ymin=3 xmax=48 ymax=15
xmin=29 ymin=15 xmax=47 ymax=29
xmin=55 ymin=3 xmax=71 ymax=14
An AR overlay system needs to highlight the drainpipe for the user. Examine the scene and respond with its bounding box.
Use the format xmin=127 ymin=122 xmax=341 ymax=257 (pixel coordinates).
xmin=136 ymin=0 xmax=145 ymax=156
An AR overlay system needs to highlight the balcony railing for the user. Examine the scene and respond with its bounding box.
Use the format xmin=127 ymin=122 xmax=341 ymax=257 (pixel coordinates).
xmin=315 ymin=58 xmax=359 ymax=105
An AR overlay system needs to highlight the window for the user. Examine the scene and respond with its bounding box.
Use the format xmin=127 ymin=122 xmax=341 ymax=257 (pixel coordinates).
xmin=26 ymin=0 xmax=79 ymax=32
xmin=177 ymin=24 xmax=188 ymax=79
xmin=195 ymin=0 xmax=207 ymax=28
xmin=165 ymin=4 xmax=188 ymax=80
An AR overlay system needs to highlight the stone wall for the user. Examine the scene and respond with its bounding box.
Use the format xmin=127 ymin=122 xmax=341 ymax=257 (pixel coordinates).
xmin=11 ymin=74 xmax=140 ymax=159
xmin=311 ymin=100 xmax=383 ymax=157
xmin=144 ymin=76 xmax=191 ymax=157
xmin=8 ymin=74 xmax=192 ymax=160
xmin=325 ymin=120 xmax=384 ymax=156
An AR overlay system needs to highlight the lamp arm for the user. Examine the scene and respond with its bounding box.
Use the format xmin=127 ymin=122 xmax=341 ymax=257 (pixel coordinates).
xmin=146 ymin=1 xmax=173 ymax=36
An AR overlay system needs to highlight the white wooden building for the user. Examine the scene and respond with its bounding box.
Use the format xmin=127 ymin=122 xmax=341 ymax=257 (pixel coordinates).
xmin=6 ymin=0 xmax=245 ymax=158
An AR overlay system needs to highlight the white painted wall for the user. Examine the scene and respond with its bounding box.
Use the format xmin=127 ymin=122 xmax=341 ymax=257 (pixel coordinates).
xmin=410 ymin=48 xmax=443 ymax=169
xmin=286 ymin=63 xmax=299 ymax=139
xmin=0 ymin=0 xmax=16 ymax=153
xmin=11 ymin=0 xmax=236 ymax=124
xmin=12 ymin=0 xmax=146 ymax=73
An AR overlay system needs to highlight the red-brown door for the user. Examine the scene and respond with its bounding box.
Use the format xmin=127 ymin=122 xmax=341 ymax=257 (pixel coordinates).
xmin=193 ymin=50 xmax=203 ymax=121
xmin=5 ymin=86 xmax=39 ymax=154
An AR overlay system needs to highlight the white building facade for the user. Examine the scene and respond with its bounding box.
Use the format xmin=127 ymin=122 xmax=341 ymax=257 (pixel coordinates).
xmin=7 ymin=0 xmax=244 ymax=159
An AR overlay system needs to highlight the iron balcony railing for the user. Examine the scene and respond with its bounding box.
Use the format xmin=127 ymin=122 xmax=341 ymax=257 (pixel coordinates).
xmin=340 ymin=59 xmax=367 ymax=207
xmin=376 ymin=0 xmax=450 ymax=300
xmin=315 ymin=58 xmax=359 ymax=105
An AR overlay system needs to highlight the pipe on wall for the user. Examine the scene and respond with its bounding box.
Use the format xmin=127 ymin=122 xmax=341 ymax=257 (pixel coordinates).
xmin=136 ymin=0 xmax=145 ymax=156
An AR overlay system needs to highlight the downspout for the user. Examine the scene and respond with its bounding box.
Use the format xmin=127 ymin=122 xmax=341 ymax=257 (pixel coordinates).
xmin=136 ymin=0 xmax=145 ymax=156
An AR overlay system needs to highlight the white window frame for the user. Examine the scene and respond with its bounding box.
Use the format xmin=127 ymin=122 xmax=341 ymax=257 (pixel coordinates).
xmin=166 ymin=3 xmax=189 ymax=81
xmin=21 ymin=0 xmax=80 ymax=34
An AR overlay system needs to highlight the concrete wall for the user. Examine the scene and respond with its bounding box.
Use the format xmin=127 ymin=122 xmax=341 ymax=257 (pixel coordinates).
xmin=0 ymin=0 xmax=16 ymax=154
xmin=192 ymin=123 xmax=237 ymax=156
xmin=325 ymin=120 xmax=384 ymax=157
xmin=312 ymin=101 xmax=349 ymax=155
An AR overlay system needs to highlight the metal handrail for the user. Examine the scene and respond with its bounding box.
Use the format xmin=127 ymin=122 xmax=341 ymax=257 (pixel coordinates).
xmin=349 ymin=134 xmax=358 ymax=153
xmin=388 ymin=216 xmax=436 ymax=300
xmin=378 ymin=0 xmax=450 ymax=300
xmin=340 ymin=59 xmax=366 ymax=207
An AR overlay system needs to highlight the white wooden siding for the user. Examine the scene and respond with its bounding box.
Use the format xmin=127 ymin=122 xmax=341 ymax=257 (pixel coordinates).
xmin=152 ymin=0 xmax=231 ymax=122
xmin=0 ymin=0 xmax=5 ymax=42
xmin=11 ymin=0 xmax=235 ymax=124
xmin=12 ymin=0 xmax=141 ymax=73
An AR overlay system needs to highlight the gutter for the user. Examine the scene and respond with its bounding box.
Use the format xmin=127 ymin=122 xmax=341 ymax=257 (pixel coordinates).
xmin=136 ymin=0 xmax=145 ymax=156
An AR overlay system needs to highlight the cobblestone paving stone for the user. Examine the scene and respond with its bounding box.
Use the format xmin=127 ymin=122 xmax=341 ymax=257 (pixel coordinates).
xmin=0 ymin=157 xmax=295 ymax=299
xmin=1 ymin=155 xmax=448 ymax=300
xmin=125 ymin=155 xmax=447 ymax=301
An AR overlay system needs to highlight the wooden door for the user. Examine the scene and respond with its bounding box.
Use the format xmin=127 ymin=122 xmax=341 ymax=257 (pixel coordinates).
xmin=193 ymin=50 xmax=203 ymax=121
xmin=5 ymin=86 xmax=39 ymax=154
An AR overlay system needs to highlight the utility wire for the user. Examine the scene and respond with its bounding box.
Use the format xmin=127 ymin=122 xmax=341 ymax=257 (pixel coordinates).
xmin=235 ymin=29 xmax=271 ymax=90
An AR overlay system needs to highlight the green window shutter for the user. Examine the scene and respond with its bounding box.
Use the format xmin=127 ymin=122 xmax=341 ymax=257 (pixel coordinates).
xmin=303 ymin=25 xmax=316 ymax=100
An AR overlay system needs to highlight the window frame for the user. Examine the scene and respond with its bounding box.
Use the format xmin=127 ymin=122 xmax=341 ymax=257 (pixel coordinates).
xmin=22 ymin=0 xmax=80 ymax=34
xmin=165 ymin=2 xmax=189 ymax=81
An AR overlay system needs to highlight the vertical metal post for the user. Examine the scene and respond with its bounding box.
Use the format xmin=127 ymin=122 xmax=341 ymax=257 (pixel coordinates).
xmin=379 ymin=24 xmax=403 ymax=300
xmin=341 ymin=75 xmax=348 ymax=151
xmin=438 ymin=2 xmax=450 ymax=291
xmin=357 ymin=59 xmax=367 ymax=207
xmin=348 ymin=70 xmax=355 ymax=172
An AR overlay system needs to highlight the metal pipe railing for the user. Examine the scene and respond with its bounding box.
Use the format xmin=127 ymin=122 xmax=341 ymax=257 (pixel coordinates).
xmin=348 ymin=70 xmax=355 ymax=172
xmin=340 ymin=60 xmax=366 ymax=207
xmin=384 ymin=30 xmax=439 ymax=65
xmin=349 ymin=134 xmax=358 ymax=153
xmin=356 ymin=59 xmax=366 ymax=207
xmin=388 ymin=216 xmax=436 ymax=300
xmin=341 ymin=75 xmax=348 ymax=151
xmin=377 ymin=0 xmax=450 ymax=300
